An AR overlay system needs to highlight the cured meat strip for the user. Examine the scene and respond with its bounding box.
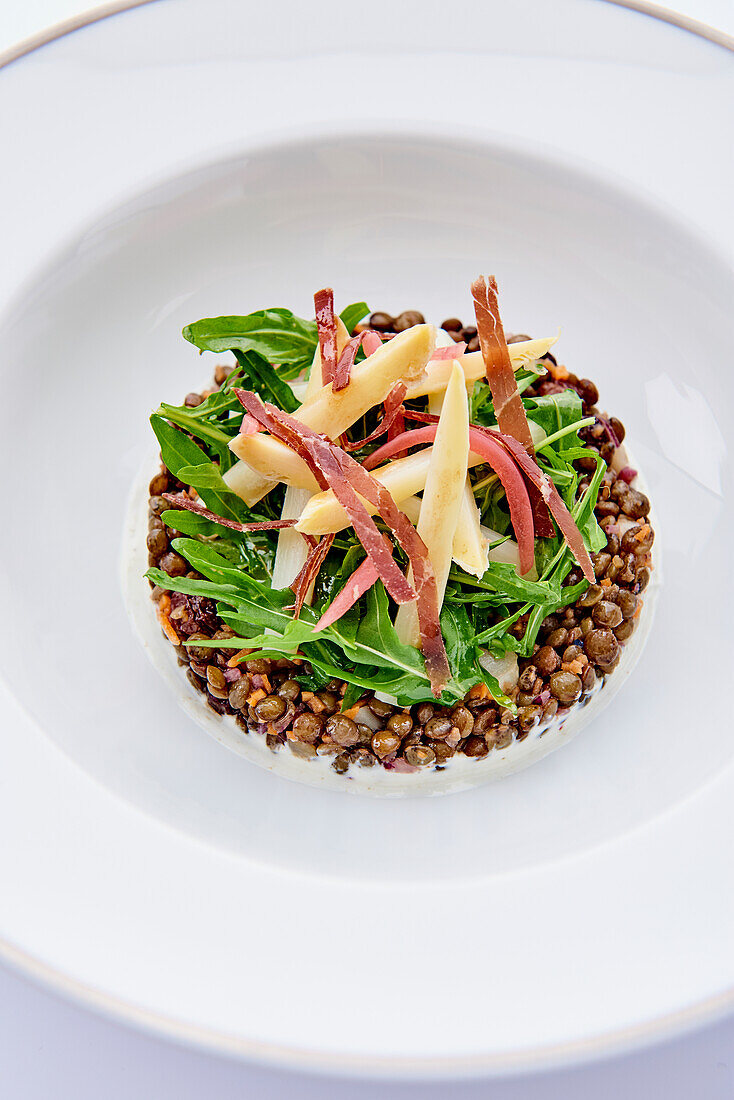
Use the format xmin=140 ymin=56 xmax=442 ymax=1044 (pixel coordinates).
xmin=471 ymin=275 xmax=534 ymax=454
xmin=480 ymin=428 xmax=595 ymax=582
xmin=290 ymin=534 xmax=335 ymax=618
xmin=331 ymin=446 xmax=451 ymax=695
xmin=361 ymin=425 xmax=535 ymax=575
xmin=259 ymin=402 xmax=450 ymax=695
xmin=333 ymin=330 xmax=373 ymax=391
xmin=239 ymin=413 xmax=262 ymax=436
xmin=391 ymin=411 xmax=593 ymax=579
xmin=233 ymin=389 xmax=329 ymax=492
xmin=298 ymin=439 xmax=417 ymax=605
xmin=429 ymin=342 xmax=467 ymax=359
xmin=162 ymin=493 xmax=298 ymax=533
xmin=401 ymin=407 xmax=553 ymax=537
xmin=527 ymin=483 xmax=557 ymax=538
xmin=363 ymin=426 xmax=438 ymax=470
xmin=341 ymin=382 xmax=406 ymax=452
xmin=361 ymin=330 xmax=383 ymax=356
xmin=465 ymin=432 xmax=535 ymax=576
xmin=236 ymin=391 xmax=417 ymax=604
xmin=314 ymin=556 xmax=380 ymax=631
xmin=314 ymin=287 xmax=337 ymax=386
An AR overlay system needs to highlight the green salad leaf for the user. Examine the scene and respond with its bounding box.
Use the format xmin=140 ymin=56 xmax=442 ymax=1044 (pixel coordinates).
xmin=232 ymin=349 xmax=299 ymax=412
xmin=183 ymin=307 xmax=318 ymax=369
xmin=339 ymin=301 xmax=370 ymax=335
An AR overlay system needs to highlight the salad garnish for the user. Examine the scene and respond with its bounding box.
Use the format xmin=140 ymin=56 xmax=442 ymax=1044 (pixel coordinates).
xmin=148 ymin=279 xmax=611 ymax=709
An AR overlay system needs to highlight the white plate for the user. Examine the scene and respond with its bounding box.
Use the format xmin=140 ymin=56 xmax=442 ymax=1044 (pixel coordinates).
xmin=0 ymin=0 xmax=732 ymax=1076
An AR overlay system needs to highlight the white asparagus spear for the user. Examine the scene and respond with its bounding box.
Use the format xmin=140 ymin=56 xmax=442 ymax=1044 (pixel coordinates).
xmin=404 ymin=335 xmax=557 ymax=400
xmin=428 ymin=329 xmax=488 ymax=578
xmin=224 ymin=324 xmax=436 ymax=506
xmin=270 ymin=318 xmax=351 ymax=592
xmin=395 ymin=362 xmax=469 ymax=646
xmin=452 ymin=481 xmax=489 ymax=577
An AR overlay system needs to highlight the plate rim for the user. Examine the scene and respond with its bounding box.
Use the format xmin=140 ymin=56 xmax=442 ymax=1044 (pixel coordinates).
xmin=0 ymin=0 xmax=732 ymax=70
xmin=3 ymin=931 xmax=733 ymax=1079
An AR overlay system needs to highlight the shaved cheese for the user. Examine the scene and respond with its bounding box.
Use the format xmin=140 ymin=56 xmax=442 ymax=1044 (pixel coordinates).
xmin=528 ymin=420 xmax=547 ymax=448
xmin=395 ymin=362 xmax=469 ymax=645
xmin=405 ymin=336 xmax=557 ymax=400
xmin=225 ymin=324 xmax=435 ymax=505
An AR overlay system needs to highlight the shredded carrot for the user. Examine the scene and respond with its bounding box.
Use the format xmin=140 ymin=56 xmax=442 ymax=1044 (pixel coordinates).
xmin=547 ymin=361 xmax=570 ymax=381
xmin=600 ymin=577 xmax=611 ymax=587
xmin=160 ymin=618 xmax=181 ymax=646
xmin=248 ymin=688 xmax=266 ymax=706
xmin=633 ymin=601 xmax=643 ymax=618
xmin=260 ymin=674 xmax=272 ymax=694
xmin=155 ymin=593 xmax=181 ymax=643
xmin=227 ymin=649 xmax=253 ymax=667
xmin=563 ymin=658 xmax=586 ymax=676
xmin=468 ymin=681 xmax=491 ymax=701
xmin=342 ymin=703 xmax=363 ymax=721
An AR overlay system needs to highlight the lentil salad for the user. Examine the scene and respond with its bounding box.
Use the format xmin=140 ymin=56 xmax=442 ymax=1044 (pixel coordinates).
xmin=145 ymin=280 xmax=654 ymax=776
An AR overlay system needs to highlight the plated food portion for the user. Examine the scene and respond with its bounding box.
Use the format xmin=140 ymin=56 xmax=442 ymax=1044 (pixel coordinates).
xmin=145 ymin=277 xmax=655 ymax=781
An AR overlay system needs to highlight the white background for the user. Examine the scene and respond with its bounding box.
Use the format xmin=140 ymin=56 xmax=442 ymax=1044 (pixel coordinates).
xmin=1 ymin=1 xmax=733 ymax=1097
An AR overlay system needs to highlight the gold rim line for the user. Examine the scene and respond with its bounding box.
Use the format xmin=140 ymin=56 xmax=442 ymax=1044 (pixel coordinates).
xmin=0 ymin=0 xmax=732 ymax=69
xmin=600 ymin=0 xmax=734 ymax=48
xmin=0 ymin=0 xmax=158 ymax=69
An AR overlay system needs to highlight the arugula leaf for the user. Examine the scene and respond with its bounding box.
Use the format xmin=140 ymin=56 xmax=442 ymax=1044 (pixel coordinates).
xmin=341 ymin=681 xmax=365 ymax=712
xmin=153 ymin=403 xmax=237 ymax=470
xmin=172 ymin=463 xmax=252 ymax=524
xmin=355 ymin=584 xmax=427 ymax=678
xmin=146 ymin=567 xmax=243 ymax=607
xmin=464 ymin=563 xmax=562 ymax=602
xmin=160 ymin=508 xmax=234 ymax=539
xmin=339 ymin=301 xmax=370 ymax=334
xmin=572 ymin=451 xmax=607 ymax=552
xmin=150 ymin=415 xmax=244 ymax=519
xmin=233 ymin=349 xmax=298 ymax=412
xmin=524 ymin=390 xmax=584 ymax=451
xmin=151 ymin=413 xmax=216 ymax=476
xmin=183 ymin=308 xmax=317 ymax=371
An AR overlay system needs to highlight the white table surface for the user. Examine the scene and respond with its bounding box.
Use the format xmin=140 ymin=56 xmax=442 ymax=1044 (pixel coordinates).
xmin=2 ymin=2 xmax=733 ymax=1097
